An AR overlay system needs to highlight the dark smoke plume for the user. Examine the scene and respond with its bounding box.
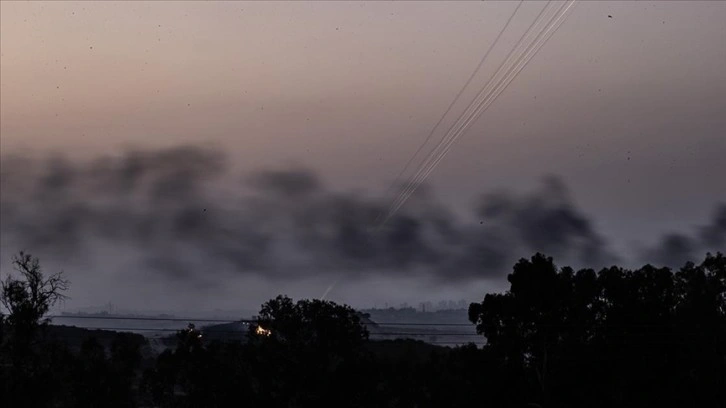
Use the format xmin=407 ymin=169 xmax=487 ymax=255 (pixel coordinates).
xmin=1 ymin=145 xmax=721 ymax=288
xmin=642 ymin=204 xmax=726 ymax=267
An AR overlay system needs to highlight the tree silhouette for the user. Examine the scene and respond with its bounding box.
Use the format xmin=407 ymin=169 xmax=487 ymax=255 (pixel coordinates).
xmin=247 ymin=295 xmax=372 ymax=407
xmin=1 ymin=251 xmax=69 ymax=339
xmin=141 ymin=323 xmax=216 ymax=407
xmin=0 ymin=251 xmax=69 ymax=361
xmin=252 ymin=295 xmax=369 ymax=350
xmin=0 ymin=251 xmax=72 ymax=407
xmin=468 ymin=252 xmax=726 ymax=408
xmin=0 ymin=251 xmax=722 ymax=407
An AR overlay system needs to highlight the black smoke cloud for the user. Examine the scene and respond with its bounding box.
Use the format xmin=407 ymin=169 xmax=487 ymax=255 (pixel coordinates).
xmin=0 ymin=145 xmax=721 ymax=287
xmin=642 ymin=204 xmax=726 ymax=267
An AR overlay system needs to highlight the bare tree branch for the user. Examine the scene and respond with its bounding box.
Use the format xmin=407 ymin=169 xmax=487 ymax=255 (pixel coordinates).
xmin=0 ymin=251 xmax=70 ymax=327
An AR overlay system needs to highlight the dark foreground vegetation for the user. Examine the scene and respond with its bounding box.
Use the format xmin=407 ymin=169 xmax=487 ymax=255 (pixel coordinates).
xmin=1 ymin=251 xmax=725 ymax=407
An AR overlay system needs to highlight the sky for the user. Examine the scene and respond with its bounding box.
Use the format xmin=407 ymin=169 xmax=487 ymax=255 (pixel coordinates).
xmin=1 ymin=1 xmax=725 ymax=313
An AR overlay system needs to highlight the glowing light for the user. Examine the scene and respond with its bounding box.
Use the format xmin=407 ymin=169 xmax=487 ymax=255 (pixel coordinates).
xmin=256 ymin=326 xmax=272 ymax=337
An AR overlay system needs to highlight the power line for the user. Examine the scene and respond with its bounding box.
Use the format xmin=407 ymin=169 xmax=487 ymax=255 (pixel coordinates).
xmin=51 ymin=326 xmax=482 ymax=337
xmin=48 ymin=315 xmax=254 ymax=323
xmin=48 ymin=315 xmax=474 ymax=326
xmin=49 ymin=315 xmax=719 ymax=329
xmin=52 ymin=324 xmax=712 ymax=337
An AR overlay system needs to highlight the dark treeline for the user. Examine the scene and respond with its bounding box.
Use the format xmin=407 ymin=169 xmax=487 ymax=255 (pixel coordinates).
xmin=1 ymin=251 xmax=725 ymax=407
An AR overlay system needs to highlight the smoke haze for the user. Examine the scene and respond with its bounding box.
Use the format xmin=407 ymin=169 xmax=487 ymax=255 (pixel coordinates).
xmin=1 ymin=145 xmax=722 ymax=311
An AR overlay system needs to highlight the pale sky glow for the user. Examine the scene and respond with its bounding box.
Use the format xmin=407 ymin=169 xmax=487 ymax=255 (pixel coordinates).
xmin=1 ymin=1 xmax=724 ymax=311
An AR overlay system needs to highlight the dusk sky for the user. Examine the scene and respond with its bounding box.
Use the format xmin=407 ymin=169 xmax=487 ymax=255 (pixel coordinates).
xmin=1 ymin=1 xmax=724 ymax=313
